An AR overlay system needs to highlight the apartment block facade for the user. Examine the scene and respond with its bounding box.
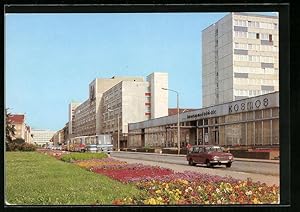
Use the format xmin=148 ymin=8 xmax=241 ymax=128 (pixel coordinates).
xmin=69 ymin=72 xmax=168 ymax=148
xmin=68 ymin=102 xmax=81 ymax=136
xmin=202 ymin=12 xmax=279 ymax=107
xmin=51 ymin=129 xmax=65 ymax=146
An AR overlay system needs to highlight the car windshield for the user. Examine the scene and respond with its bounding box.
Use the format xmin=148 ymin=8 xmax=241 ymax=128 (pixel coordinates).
xmin=205 ymin=146 xmax=224 ymax=152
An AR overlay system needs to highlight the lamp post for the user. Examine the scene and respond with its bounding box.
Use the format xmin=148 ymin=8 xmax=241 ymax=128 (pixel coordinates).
xmin=108 ymin=108 xmax=120 ymax=151
xmin=162 ymin=88 xmax=180 ymax=154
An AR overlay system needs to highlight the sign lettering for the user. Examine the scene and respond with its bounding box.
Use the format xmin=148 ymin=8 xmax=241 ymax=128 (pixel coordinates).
xmin=187 ymin=109 xmax=217 ymax=119
xmin=228 ymin=97 xmax=269 ymax=114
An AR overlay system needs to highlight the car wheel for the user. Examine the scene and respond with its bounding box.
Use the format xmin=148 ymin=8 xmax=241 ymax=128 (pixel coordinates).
xmin=188 ymin=159 xmax=195 ymax=166
xmin=226 ymin=162 xmax=232 ymax=168
xmin=206 ymin=160 xmax=212 ymax=168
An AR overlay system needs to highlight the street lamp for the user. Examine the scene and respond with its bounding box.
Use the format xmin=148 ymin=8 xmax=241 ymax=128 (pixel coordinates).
xmin=108 ymin=108 xmax=120 ymax=151
xmin=162 ymin=87 xmax=180 ymax=154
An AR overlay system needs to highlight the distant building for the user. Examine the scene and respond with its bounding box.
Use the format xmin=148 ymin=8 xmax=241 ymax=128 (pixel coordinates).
xmin=8 ymin=114 xmax=31 ymax=143
xmin=68 ymin=102 xmax=81 ymax=137
xmin=24 ymin=125 xmax=32 ymax=144
xmin=63 ymin=122 xmax=69 ymax=144
xmin=8 ymin=114 xmax=25 ymax=140
xmin=202 ymin=12 xmax=279 ymax=107
xmin=51 ymin=129 xmax=65 ymax=146
xmin=31 ymin=129 xmax=56 ymax=147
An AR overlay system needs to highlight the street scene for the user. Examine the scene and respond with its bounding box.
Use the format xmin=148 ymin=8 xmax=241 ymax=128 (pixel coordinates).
xmin=5 ymin=10 xmax=280 ymax=205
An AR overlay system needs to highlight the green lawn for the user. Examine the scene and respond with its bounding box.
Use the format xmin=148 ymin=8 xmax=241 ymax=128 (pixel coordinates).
xmin=5 ymin=152 xmax=141 ymax=205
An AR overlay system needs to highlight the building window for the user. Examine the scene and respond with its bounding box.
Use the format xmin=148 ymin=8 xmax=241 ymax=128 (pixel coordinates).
xmin=248 ymin=32 xmax=256 ymax=39
xmin=269 ymin=34 xmax=273 ymax=42
xmin=234 ymin=31 xmax=247 ymax=38
xmin=248 ymin=21 xmax=254 ymax=27
xmin=256 ymin=33 xmax=260 ymax=39
xmin=260 ymin=22 xmax=274 ymax=29
xmin=234 ymin=54 xmax=248 ymax=61
xmin=249 ymin=55 xmax=260 ymax=62
xmin=234 ymin=42 xmax=248 ymax=49
xmin=261 ymin=33 xmax=269 ymax=40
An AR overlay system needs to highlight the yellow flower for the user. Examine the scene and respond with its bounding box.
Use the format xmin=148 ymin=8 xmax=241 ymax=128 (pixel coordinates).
xmin=155 ymin=190 xmax=162 ymax=194
xmin=253 ymin=198 xmax=260 ymax=204
xmin=175 ymin=189 xmax=182 ymax=194
xmin=144 ymin=198 xmax=157 ymax=205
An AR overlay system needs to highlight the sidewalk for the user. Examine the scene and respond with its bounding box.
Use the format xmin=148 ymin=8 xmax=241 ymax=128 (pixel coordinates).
xmin=116 ymin=151 xmax=280 ymax=164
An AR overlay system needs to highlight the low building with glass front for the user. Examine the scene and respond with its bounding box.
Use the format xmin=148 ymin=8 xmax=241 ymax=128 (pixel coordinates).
xmin=128 ymin=91 xmax=279 ymax=149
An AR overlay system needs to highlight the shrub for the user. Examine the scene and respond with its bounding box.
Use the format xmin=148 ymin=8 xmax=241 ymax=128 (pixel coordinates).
xmin=60 ymin=152 xmax=108 ymax=162
xmin=6 ymin=139 xmax=36 ymax=152
xmin=20 ymin=143 xmax=37 ymax=151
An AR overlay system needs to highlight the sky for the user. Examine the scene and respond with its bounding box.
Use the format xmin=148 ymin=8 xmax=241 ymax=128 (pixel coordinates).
xmin=5 ymin=12 xmax=277 ymax=131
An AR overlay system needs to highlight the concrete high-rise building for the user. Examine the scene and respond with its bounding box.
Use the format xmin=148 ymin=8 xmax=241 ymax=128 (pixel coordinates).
xmin=71 ymin=76 xmax=144 ymax=137
xmin=202 ymin=12 xmax=279 ymax=107
xmin=69 ymin=72 xmax=169 ymax=148
xmin=68 ymin=102 xmax=81 ymax=137
xmin=146 ymin=72 xmax=168 ymax=118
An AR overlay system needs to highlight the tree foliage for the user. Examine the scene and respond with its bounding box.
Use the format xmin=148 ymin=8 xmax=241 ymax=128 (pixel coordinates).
xmin=5 ymin=108 xmax=16 ymax=143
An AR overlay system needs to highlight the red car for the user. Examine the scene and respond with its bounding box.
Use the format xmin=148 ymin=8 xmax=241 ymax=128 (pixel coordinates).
xmin=186 ymin=145 xmax=234 ymax=168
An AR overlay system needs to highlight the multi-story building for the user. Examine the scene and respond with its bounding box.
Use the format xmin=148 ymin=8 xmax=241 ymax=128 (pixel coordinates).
xmin=146 ymin=72 xmax=169 ymax=118
xmin=8 ymin=114 xmax=25 ymax=140
xmin=63 ymin=122 xmax=69 ymax=144
xmin=24 ymin=125 xmax=32 ymax=144
xmin=71 ymin=76 xmax=145 ymax=137
xmin=69 ymin=72 xmax=168 ymax=148
xmin=51 ymin=129 xmax=65 ymax=146
xmin=68 ymin=102 xmax=81 ymax=138
xmin=7 ymin=114 xmax=32 ymax=143
xmin=202 ymin=12 xmax=279 ymax=107
xmin=31 ymin=129 xmax=56 ymax=147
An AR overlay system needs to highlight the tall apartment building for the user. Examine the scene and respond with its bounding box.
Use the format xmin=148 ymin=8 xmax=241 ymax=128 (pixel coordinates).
xmin=202 ymin=12 xmax=279 ymax=107
xmin=146 ymin=72 xmax=169 ymax=118
xmin=68 ymin=102 xmax=81 ymax=137
xmin=70 ymin=72 xmax=168 ymax=148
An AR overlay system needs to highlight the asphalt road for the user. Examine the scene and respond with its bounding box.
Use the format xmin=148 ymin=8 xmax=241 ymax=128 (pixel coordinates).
xmin=110 ymin=151 xmax=280 ymax=186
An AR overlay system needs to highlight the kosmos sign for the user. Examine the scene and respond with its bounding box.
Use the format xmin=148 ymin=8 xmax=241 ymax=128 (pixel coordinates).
xmin=228 ymin=97 xmax=269 ymax=113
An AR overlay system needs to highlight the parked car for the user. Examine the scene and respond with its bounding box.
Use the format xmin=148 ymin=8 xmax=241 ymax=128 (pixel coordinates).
xmin=186 ymin=145 xmax=234 ymax=168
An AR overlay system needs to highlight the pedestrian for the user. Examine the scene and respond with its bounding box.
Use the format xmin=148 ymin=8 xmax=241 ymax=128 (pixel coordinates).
xmin=186 ymin=143 xmax=192 ymax=153
xmin=186 ymin=143 xmax=192 ymax=149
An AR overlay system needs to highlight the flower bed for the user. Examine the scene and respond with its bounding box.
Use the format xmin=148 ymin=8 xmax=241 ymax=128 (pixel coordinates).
xmin=37 ymin=151 xmax=280 ymax=205
xmin=113 ymin=177 xmax=279 ymax=205
xmin=60 ymin=152 xmax=108 ymax=162
xmin=92 ymin=164 xmax=174 ymax=183
xmin=75 ymin=158 xmax=127 ymax=170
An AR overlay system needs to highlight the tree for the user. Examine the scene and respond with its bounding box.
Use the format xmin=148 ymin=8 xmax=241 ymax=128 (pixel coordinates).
xmin=5 ymin=108 xmax=16 ymax=143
